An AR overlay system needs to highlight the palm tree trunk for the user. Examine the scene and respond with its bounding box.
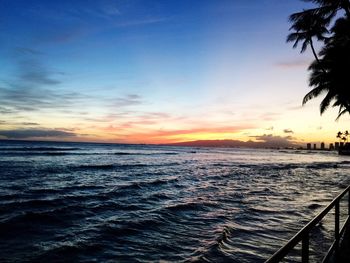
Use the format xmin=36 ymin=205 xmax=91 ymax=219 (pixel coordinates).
xmin=309 ymin=38 xmax=326 ymax=73
xmin=310 ymin=39 xmax=320 ymax=63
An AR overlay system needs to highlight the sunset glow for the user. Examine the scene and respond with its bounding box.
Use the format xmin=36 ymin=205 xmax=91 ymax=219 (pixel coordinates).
xmin=1 ymin=0 xmax=350 ymax=146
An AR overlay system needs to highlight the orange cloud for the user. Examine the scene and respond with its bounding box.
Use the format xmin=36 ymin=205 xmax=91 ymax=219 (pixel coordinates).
xmin=107 ymin=125 xmax=256 ymax=144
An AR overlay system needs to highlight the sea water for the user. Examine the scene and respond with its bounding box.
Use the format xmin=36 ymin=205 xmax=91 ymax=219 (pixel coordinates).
xmin=0 ymin=140 xmax=349 ymax=262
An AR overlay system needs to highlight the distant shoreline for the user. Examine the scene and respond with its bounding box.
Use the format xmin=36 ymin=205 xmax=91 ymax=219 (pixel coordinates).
xmin=0 ymin=138 xmax=307 ymax=150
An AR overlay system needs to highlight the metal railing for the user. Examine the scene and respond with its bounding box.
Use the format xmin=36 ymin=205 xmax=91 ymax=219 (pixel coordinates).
xmin=266 ymin=185 xmax=350 ymax=263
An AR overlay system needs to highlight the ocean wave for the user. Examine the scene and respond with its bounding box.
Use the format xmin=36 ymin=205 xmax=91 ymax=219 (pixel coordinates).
xmin=0 ymin=210 xmax=67 ymax=234
xmin=306 ymin=162 xmax=339 ymax=169
xmin=113 ymin=152 xmax=140 ymax=155
xmin=163 ymin=201 xmax=218 ymax=213
xmin=0 ymin=142 xmax=347 ymax=262
xmin=74 ymin=162 xmax=180 ymax=171
xmin=75 ymin=164 xmax=115 ymax=170
xmin=308 ymin=203 xmax=323 ymax=210
xmin=114 ymin=152 xmax=178 ymax=156
xmin=234 ymin=162 xmax=340 ymax=171
xmin=115 ymin=178 xmax=180 ymax=193
xmin=160 ymin=152 xmax=178 ymax=155
xmin=0 ymin=147 xmax=80 ymax=151
xmin=146 ymin=192 xmax=172 ymax=201
xmin=0 ymin=151 xmax=110 ymax=157
xmin=73 ymin=163 xmax=150 ymax=171
xmin=97 ymin=215 xmax=168 ymax=241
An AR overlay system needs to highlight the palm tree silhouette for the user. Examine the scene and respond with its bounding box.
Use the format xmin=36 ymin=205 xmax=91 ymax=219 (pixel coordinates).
xmin=287 ymin=10 xmax=328 ymax=65
xmin=337 ymin=131 xmax=343 ymax=139
xmin=336 ymin=130 xmax=349 ymax=143
xmin=303 ymin=0 xmax=350 ymax=18
xmin=303 ymin=17 xmax=350 ymax=118
xmin=289 ymin=1 xmax=350 ymax=119
xmin=345 ymin=130 xmax=349 ymax=142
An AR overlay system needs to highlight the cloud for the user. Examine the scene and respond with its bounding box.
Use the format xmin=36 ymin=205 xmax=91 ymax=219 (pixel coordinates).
xmin=14 ymin=47 xmax=43 ymax=56
xmin=283 ymin=129 xmax=294 ymax=134
xmin=0 ymin=49 xmax=88 ymax=113
xmin=140 ymin=112 xmax=171 ymax=119
xmin=251 ymin=134 xmax=296 ymax=147
xmin=111 ymin=125 xmax=255 ymax=143
xmin=0 ymin=85 xmax=84 ymax=113
xmin=10 ymin=49 xmax=61 ymax=86
xmin=20 ymin=122 xmax=40 ymax=126
xmin=113 ymin=17 xmax=169 ymax=28
xmin=149 ymin=126 xmax=248 ymax=137
xmin=0 ymin=106 xmax=15 ymax=114
xmin=276 ymin=59 xmax=310 ymax=68
xmin=111 ymin=94 xmax=144 ymax=108
xmin=0 ymin=129 xmax=77 ymax=139
xmin=17 ymin=59 xmax=61 ymax=86
xmin=259 ymin=112 xmax=279 ymax=121
xmin=26 ymin=1 xmax=166 ymax=44
xmin=40 ymin=27 xmax=87 ymax=43
xmin=97 ymin=1 xmax=121 ymax=17
xmin=26 ymin=1 xmax=121 ymax=22
xmin=69 ymin=1 xmax=122 ymax=20
xmin=4 ymin=48 xmax=61 ymax=87
xmin=0 ymin=121 xmax=39 ymax=126
xmin=287 ymin=105 xmax=303 ymax=111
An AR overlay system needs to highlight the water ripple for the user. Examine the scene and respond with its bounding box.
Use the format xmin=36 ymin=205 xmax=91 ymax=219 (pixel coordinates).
xmin=0 ymin=142 xmax=349 ymax=262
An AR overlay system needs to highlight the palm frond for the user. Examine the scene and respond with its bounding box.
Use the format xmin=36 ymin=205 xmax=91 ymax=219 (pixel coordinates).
xmin=303 ymin=86 xmax=327 ymax=104
xmin=320 ymin=91 xmax=335 ymax=113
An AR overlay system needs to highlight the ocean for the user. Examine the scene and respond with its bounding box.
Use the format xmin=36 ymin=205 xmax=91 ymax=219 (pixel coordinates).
xmin=0 ymin=140 xmax=349 ymax=262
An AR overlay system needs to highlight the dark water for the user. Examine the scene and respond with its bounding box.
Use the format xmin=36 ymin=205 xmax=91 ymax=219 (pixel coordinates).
xmin=0 ymin=140 xmax=349 ymax=262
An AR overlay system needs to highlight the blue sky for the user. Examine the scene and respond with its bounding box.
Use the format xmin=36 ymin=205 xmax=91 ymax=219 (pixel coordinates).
xmin=0 ymin=0 xmax=348 ymax=144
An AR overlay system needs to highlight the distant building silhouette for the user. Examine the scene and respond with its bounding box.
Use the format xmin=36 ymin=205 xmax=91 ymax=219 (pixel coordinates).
xmin=329 ymin=143 xmax=334 ymax=150
xmin=313 ymin=144 xmax=317 ymax=150
xmin=321 ymin=142 xmax=325 ymax=150
xmin=307 ymin=143 xmax=311 ymax=150
xmin=335 ymin=142 xmax=340 ymax=150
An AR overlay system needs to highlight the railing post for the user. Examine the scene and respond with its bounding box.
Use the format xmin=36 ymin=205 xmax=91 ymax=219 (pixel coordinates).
xmin=335 ymin=200 xmax=340 ymax=250
xmin=302 ymin=232 xmax=309 ymax=263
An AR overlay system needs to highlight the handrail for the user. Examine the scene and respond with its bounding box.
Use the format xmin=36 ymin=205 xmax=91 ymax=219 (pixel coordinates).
xmin=266 ymin=185 xmax=350 ymax=263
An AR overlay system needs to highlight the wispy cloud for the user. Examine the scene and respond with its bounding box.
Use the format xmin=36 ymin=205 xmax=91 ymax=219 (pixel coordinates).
xmin=259 ymin=112 xmax=279 ymax=121
xmin=112 ymin=17 xmax=169 ymax=28
xmin=276 ymin=58 xmax=311 ymax=69
xmin=96 ymin=1 xmax=121 ymax=17
xmin=0 ymin=128 xmax=77 ymax=139
xmin=0 ymin=106 xmax=16 ymax=114
xmin=27 ymin=0 xmax=122 ymax=22
xmin=40 ymin=27 xmax=87 ymax=43
xmin=0 ymin=121 xmax=39 ymax=126
xmin=111 ymin=94 xmax=144 ymax=108
xmin=14 ymin=47 xmax=43 ymax=56
xmin=17 ymin=59 xmax=61 ymax=86
xmin=24 ymin=1 xmax=167 ymax=44
xmin=0 ymin=48 xmax=87 ymax=113
xmin=0 ymin=85 xmax=85 ymax=113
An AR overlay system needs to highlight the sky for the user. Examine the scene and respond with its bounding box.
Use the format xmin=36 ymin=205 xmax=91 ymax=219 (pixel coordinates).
xmin=1 ymin=0 xmax=350 ymax=146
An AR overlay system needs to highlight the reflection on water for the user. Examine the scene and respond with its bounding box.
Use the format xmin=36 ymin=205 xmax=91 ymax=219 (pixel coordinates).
xmin=0 ymin=141 xmax=349 ymax=262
